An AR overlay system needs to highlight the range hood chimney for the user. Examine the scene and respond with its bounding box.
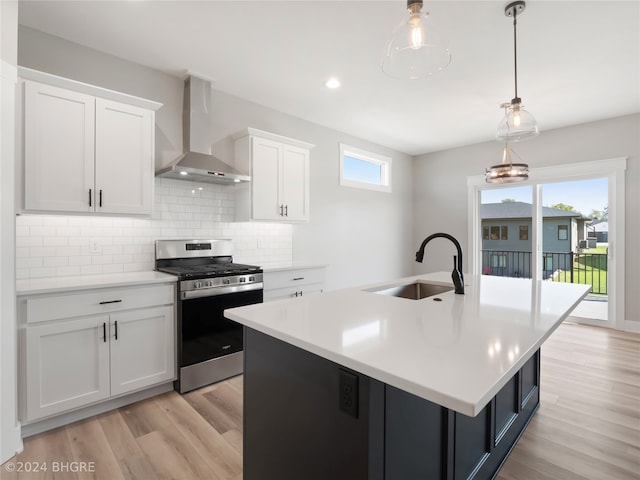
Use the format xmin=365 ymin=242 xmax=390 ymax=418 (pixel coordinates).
xmin=156 ymin=75 xmax=250 ymax=185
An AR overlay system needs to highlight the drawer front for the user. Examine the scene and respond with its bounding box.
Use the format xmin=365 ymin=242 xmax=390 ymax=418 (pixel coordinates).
xmin=25 ymin=283 xmax=175 ymax=324
xmin=264 ymin=267 xmax=325 ymax=291
xmin=263 ymin=283 xmax=324 ymax=302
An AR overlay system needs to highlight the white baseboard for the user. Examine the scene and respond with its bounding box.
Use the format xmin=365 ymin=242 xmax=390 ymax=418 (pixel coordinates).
xmin=21 ymin=382 xmax=173 ymax=438
xmin=0 ymin=423 xmax=23 ymax=464
xmin=623 ymin=320 xmax=640 ymax=333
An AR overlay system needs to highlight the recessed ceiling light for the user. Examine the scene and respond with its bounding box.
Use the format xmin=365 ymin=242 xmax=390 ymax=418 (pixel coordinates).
xmin=326 ymin=78 xmax=340 ymax=89
xmin=179 ymin=171 xmax=188 ymax=176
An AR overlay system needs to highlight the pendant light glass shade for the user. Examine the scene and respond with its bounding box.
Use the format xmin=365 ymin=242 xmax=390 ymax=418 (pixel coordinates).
xmin=381 ymin=0 xmax=451 ymax=80
xmin=496 ymin=101 xmax=539 ymax=142
xmin=495 ymin=1 xmax=539 ymax=142
xmin=486 ymin=1 xmax=537 ymax=183
xmin=485 ymin=144 xmax=529 ymax=184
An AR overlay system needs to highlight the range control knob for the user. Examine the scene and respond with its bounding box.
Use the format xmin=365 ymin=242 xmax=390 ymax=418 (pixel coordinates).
xmin=249 ymin=276 xmax=255 ymax=282
xmin=223 ymin=278 xmax=231 ymax=285
xmin=194 ymin=281 xmax=202 ymax=289
xmin=239 ymin=277 xmax=246 ymax=283
xmin=205 ymin=280 xmax=213 ymax=287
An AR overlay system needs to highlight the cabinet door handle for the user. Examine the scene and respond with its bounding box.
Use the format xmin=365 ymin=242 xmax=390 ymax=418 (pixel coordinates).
xmin=279 ymin=205 xmax=284 ymax=216
xmin=89 ymin=188 xmax=92 ymax=207
xmin=99 ymin=299 xmax=122 ymax=305
xmin=103 ymin=322 xmax=107 ymax=343
xmin=114 ymin=321 xmax=118 ymax=340
xmin=99 ymin=189 xmax=103 ymax=207
xmin=284 ymin=205 xmax=288 ymax=217
xmin=292 ymin=277 xmax=304 ymax=281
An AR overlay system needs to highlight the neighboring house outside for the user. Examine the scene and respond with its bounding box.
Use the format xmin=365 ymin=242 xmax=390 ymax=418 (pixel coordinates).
xmin=481 ymin=202 xmax=589 ymax=278
xmin=589 ymin=220 xmax=609 ymax=243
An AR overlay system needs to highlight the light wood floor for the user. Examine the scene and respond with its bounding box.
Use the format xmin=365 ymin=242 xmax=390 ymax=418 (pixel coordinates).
xmin=4 ymin=323 xmax=639 ymax=480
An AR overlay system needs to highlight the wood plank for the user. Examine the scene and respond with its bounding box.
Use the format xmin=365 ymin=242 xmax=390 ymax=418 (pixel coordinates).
xmin=15 ymin=426 xmax=77 ymax=480
xmin=221 ymin=429 xmax=243 ymax=455
xmin=97 ymin=410 xmax=142 ymax=460
xmin=202 ymin=383 xmax=243 ymax=432
xmin=183 ymin=389 xmax=238 ymax=435
xmin=119 ymin=395 xmax=173 ymax=438
xmin=136 ymin=428 xmax=221 ymax=480
xmin=65 ymin=418 xmax=125 ymax=480
xmin=154 ymin=391 xmax=242 ymax=480
xmin=118 ymin=452 xmax=165 ymax=480
xmin=226 ymin=375 xmax=243 ymax=394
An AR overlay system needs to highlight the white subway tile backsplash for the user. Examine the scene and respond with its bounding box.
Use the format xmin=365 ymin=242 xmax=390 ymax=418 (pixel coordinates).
xmin=30 ymin=267 xmax=56 ymax=278
xmin=16 ymin=178 xmax=293 ymax=279
xmin=17 ymin=256 xmax=43 ymax=269
xmin=80 ymin=265 xmax=102 ymax=275
xmin=42 ymin=236 xmax=69 ymax=247
xmin=43 ymin=257 xmax=69 ymax=267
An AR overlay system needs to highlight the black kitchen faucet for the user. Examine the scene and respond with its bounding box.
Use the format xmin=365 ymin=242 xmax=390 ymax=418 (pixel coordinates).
xmin=415 ymin=233 xmax=465 ymax=294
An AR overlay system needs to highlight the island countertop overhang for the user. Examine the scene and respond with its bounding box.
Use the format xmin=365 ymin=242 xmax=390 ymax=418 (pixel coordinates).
xmin=225 ymin=272 xmax=590 ymax=416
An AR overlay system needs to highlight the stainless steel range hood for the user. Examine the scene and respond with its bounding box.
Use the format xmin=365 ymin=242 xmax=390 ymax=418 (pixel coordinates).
xmin=156 ymin=75 xmax=250 ymax=185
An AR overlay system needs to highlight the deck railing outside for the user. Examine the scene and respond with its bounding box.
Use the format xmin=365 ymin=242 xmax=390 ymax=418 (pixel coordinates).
xmin=481 ymin=250 xmax=608 ymax=295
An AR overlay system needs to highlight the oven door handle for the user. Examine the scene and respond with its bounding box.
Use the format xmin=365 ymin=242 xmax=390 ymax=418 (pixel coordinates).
xmin=181 ymin=282 xmax=264 ymax=300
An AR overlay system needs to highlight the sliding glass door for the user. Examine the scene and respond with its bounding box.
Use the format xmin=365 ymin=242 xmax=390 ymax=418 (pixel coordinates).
xmin=468 ymin=158 xmax=626 ymax=330
xmin=541 ymin=179 xmax=609 ymax=324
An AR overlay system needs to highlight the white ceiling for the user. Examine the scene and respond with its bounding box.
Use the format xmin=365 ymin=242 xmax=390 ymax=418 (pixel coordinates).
xmin=18 ymin=0 xmax=640 ymax=155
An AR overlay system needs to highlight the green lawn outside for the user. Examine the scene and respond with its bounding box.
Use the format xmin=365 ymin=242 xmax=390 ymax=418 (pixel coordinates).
xmin=554 ymin=251 xmax=608 ymax=295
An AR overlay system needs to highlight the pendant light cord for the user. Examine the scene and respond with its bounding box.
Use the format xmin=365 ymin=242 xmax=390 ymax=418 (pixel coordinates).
xmin=513 ymin=14 xmax=519 ymax=101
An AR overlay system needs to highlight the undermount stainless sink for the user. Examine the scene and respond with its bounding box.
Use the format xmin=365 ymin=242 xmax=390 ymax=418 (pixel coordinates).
xmin=366 ymin=281 xmax=454 ymax=300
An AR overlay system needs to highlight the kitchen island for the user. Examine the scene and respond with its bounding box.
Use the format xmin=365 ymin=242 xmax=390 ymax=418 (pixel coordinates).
xmin=225 ymin=273 xmax=590 ymax=480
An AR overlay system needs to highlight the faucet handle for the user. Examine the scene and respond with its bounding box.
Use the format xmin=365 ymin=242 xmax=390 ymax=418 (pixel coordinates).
xmin=451 ymin=255 xmax=465 ymax=294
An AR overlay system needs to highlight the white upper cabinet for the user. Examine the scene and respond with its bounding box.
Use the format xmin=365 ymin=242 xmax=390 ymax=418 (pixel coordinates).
xmin=20 ymin=68 xmax=161 ymax=215
xmin=24 ymin=82 xmax=96 ymax=213
xmin=95 ymin=98 xmax=153 ymax=214
xmin=234 ymin=128 xmax=314 ymax=222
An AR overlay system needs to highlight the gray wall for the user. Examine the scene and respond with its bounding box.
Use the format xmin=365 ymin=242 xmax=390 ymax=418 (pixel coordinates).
xmin=414 ymin=114 xmax=640 ymax=324
xmin=17 ymin=26 xmax=415 ymax=291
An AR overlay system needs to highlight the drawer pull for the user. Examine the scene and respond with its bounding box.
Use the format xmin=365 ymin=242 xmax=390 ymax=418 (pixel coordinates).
xmin=292 ymin=277 xmax=304 ymax=281
xmin=99 ymin=300 xmax=122 ymax=305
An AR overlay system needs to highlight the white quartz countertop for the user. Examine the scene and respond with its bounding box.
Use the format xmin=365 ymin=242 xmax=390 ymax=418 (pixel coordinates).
xmin=261 ymin=262 xmax=327 ymax=273
xmin=16 ymin=271 xmax=177 ymax=296
xmin=225 ymin=272 xmax=590 ymax=416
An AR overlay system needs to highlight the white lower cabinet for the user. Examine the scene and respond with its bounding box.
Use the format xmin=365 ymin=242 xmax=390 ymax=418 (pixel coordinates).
xmin=20 ymin=283 xmax=176 ymax=423
xmin=263 ymin=266 xmax=326 ymax=302
xmin=25 ymin=315 xmax=111 ymax=421
xmin=110 ymin=306 xmax=174 ymax=396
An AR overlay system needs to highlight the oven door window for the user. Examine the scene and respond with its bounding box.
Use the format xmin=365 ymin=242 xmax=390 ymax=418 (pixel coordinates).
xmin=180 ymin=289 xmax=262 ymax=367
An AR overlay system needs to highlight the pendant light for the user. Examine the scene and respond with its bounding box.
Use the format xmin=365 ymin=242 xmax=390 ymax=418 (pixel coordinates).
xmin=485 ymin=142 xmax=529 ymax=183
xmin=496 ymin=1 xmax=539 ymax=142
xmin=381 ymin=0 xmax=451 ymax=80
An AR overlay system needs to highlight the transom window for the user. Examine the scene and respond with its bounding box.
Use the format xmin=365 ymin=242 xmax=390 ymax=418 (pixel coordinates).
xmin=339 ymin=143 xmax=391 ymax=193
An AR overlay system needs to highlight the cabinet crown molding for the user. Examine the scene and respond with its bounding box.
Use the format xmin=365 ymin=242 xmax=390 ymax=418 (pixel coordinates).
xmin=18 ymin=67 xmax=163 ymax=111
xmin=233 ymin=127 xmax=314 ymax=150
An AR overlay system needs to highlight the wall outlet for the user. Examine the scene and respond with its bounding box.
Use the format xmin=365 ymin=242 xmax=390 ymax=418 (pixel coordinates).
xmin=339 ymin=368 xmax=359 ymax=418
xmin=90 ymin=238 xmax=101 ymax=254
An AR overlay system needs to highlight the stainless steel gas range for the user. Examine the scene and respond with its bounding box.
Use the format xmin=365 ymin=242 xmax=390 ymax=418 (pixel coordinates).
xmin=155 ymin=239 xmax=263 ymax=393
